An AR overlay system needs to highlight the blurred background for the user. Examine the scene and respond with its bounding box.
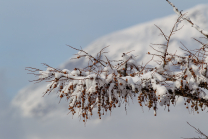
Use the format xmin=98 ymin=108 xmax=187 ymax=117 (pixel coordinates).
xmin=1 ymin=0 xmax=208 ymax=139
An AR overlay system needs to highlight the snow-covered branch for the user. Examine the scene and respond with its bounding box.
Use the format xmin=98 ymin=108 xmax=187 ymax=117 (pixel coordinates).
xmin=166 ymin=0 xmax=208 ymax=38
xmin=26 ymin=4 xmax=208 ymax=123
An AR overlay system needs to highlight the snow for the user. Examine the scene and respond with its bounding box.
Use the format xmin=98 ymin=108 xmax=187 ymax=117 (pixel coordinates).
xmin=55 ymin=73 xmax=63 ymax=79
xmin=193 ymin=24 xmax=202 ymax=32
xmin=202 ymin=30 xmax=208 ymax=35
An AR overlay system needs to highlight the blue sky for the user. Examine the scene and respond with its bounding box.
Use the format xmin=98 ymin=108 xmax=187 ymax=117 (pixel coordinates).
xmin=1 ymin=0 xmax=208 ymax=100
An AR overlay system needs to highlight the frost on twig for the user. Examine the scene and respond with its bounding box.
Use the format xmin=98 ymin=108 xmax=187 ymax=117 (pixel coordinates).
xmin=26 ymin=7 xmax=208 ymax=123
xmin=183 ymin=122 xmax=208 ymax=139
xmin=166 ymin=0 xmax=208 ymax=38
